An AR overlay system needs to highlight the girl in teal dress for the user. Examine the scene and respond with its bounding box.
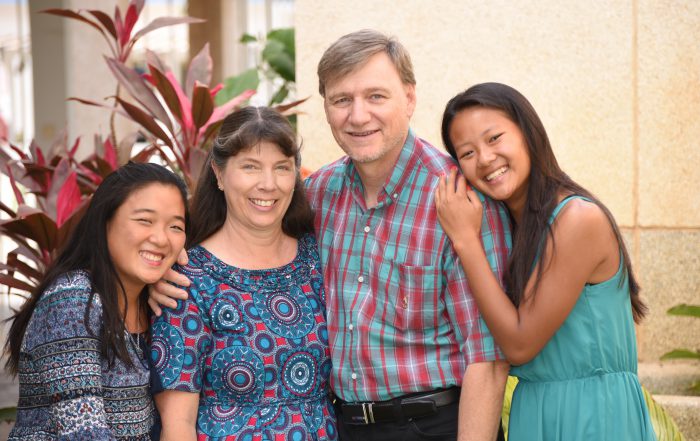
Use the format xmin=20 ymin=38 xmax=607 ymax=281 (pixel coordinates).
xmin=435 ymin=82 xmax=656 ymax=441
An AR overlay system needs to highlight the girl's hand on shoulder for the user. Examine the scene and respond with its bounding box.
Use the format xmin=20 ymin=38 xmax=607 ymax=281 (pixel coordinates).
xmin=435 ymin=168 xmax=483 ymax=247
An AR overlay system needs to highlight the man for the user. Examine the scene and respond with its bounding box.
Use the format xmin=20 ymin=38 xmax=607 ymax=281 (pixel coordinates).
xmin=305 ymin=30 xmax=510 ymax=441
xmin=151 ymin=29 xmax=511 ymax=441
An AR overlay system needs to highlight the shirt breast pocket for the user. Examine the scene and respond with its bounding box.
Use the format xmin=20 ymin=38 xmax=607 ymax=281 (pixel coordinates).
xmin=384 ymin=262 xmax=442 ymax=333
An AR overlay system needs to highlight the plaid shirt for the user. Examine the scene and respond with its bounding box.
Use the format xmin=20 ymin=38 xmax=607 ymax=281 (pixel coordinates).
xmin=305 ymin=130 xmax=512 ymax=402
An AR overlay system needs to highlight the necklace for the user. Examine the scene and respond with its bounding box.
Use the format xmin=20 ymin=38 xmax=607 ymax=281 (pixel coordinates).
xmin=125 ymin=329 xmax=144 ymax=359
xmin=124 ymin=305 xmax=145 ymax=359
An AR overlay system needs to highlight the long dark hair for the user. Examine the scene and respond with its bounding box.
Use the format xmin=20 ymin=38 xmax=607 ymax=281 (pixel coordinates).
xmin=188 ymin=106 xmax=314 ymax=247
xmin=441 ymin=82 xmax=646 ymax=322
xmin=4 ymin=162 xmax=189 ymax=374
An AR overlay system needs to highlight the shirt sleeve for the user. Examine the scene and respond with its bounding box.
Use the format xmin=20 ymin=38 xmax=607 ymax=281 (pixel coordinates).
xmin=150 ymin=286 xmax=211 ymax=394
xmin=28 ymin=286 xmax=116 ymax=440
xmin=443 ymin=193 xmax=512 ymax=365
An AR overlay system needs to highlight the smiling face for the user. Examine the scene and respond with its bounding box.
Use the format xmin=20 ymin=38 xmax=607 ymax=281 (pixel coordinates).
xmin=106 ymin=183 xmax=186 ymax=298
xmin=449 ymin=107 xmax=531 ymax=217
xmin=323 ymin=52 xmax=416 ymax=170
xmin=214 ymin=141 xmax=296 ymax=234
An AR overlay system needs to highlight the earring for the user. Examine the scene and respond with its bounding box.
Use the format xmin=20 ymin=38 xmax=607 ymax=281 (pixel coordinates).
xmin=217 ymin=183 xmax=224 ymax=191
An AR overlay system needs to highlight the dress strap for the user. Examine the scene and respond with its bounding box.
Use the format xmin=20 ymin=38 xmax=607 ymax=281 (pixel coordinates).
xmin=547 ymin=195 xmax=592 ymax=225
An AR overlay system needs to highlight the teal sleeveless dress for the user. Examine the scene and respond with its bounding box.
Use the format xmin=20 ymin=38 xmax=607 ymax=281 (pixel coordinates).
xmin=508 ymin=196 xmax=656 ymax=441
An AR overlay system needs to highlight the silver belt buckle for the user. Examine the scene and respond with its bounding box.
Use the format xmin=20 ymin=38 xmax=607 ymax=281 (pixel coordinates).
xmin=361 ymin=402 xmax=375 ymax=424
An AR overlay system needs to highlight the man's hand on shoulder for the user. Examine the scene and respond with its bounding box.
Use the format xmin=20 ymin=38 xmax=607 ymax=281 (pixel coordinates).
xmin=148 ymin=248 xmax=191 ymax=316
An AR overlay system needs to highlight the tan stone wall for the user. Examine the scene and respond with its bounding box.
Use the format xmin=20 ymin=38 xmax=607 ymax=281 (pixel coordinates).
xmin=295 ymin=0 xmax=700 ymax=361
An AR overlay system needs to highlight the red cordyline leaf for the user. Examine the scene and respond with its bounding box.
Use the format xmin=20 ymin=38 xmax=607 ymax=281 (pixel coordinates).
xmin=0 ymin=199 xmax=16 ymax=217
xmin=55 ymin=171 xmax=81 ymax=228
xmin=148 ymin=65 xmax=183 ymax=123
xmin=273 ymin=96 xmax=310 ymax=114
xmin=132 ymin=0 xmax=146 ymax=16
xmin=32 ymin=141 xmax=46 ymax=166
xmin=116 ymin=97 xmax=173 ymax=148
xmin=56 ymin=199 xmax=89 ymax=250
xmin=0 ymin=113 xmax=8 ymax=140
xmin=68 ymin=136 xmax=81 ymax=159
xmin=76 ymin=162 xmax=102 ymax=184
xmin=209 ymin=83 xmax=223 ymax=98
xmin=8 ymin=143 xmax=28 ymax=160
xmin=86 ymin=9 xmax=117 ymax=39
xmin=102 ymin=138 xmax=118 ymax=169
xmin=164 ymin=70 xmax=194 ymax=142
xmin=6 ymin=251 xmax=42 ymax=282
xmin=0 ymin=211 xmax=58 ymax=254
xmin=40 ymin=9 xmax=107 ymax=40
xmin=46 ymin=158 xmax=73 ymax=220
xmin=114 ymin=5 xmax=125 ymax=50
xmin=122 ymin=2 xmax=139 ymax=46
xmin=191 ymin=82 xmax=214 ymax=132
xmin=0 ymin=274 xmax=35 ymax=294
xmin=201 ymin=89 xmax=256 ymax=136
xmin=5 ymin=165 xmax=25 ymax=205
xmin=131 ymin=16 xmax=205 ymax=43
xmin=67 ymin=97 xmax=132 ymax=120
xmin=105 ymin=58 xmax=173 ymax=131
xmin=185 ymin=43 xmax=212 ymax=98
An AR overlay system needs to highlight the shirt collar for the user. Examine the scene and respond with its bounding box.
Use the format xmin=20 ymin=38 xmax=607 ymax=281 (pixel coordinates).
xmin=342 ymin=129 xmax=419 ymax=206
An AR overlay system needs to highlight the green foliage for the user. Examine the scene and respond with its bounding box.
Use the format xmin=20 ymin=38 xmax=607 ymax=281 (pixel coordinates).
xmin=667 ymin=304 xmax=700 ymax=318
xmin=215 ymin=68 xmax=259 ymax=106
xmin=219 ymin=28 xmax=298 ymax=107
xmin=661 ymin=303 xmax=700 ymax=392
xmin=642 ymin=386 xmax=687 ymax=441
xmin=501 ymin=376 xmax=518 ymax=439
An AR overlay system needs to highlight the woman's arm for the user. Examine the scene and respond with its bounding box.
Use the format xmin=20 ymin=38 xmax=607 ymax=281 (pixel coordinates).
xmin=30 ymin=278 xmax=117 ymax=439
xmin=436 ymin=170 xmax=617 ymax=364
xmin=156 ymin=390 xmax=199 ymax=441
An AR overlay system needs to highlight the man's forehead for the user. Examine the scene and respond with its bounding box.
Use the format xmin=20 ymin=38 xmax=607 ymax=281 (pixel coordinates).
xmin=323 ymin=54 xmax=406 ymax=95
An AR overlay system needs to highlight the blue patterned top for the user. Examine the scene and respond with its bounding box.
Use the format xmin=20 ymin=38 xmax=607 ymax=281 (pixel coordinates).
xmin=150 ymin=234 xmax=337 ymax=440
xmin=8 ymin=270 xmax=155 ymax=440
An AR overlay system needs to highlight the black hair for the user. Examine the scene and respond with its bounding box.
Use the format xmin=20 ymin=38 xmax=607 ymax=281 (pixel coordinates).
xmin=188 ymin=106 xmax=314 ymax=247
xmin=5 ymin=162 xmax=189 ymax=374
xmin=441 ymin=82 xmax=646 ymax=322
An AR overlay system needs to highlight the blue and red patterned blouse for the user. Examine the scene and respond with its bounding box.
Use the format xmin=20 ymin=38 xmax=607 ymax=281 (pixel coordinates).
xmin=150 ymin=233 xmax=337 ymax=440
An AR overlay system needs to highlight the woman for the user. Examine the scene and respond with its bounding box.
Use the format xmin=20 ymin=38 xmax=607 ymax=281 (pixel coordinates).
xmin=150 ymin=106 xmax=336 ymax=440
xmin=5 ymin=162 xmax=188 ymax=440
xmin=435 ymin=83 xmax=656 ymax=440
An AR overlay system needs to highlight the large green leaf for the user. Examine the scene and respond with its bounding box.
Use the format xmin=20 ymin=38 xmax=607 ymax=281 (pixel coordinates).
xmin=661 ymin=349 xmax=700 ymax=360
xmin=501 ymin=376 xmax=518 ymax=439
xmin=500 ymin=378 xmax=685 ymax=441
xmin=262 ymin=39 xmax=294 ymax=82
xmin=642 ymin=386 xmax=687 ymax=441
xmin=667 ymin=304 xmax=700 ymax=318
xmin=267 ymin=28 xmax=294 ymax=59
xmin=215 ymin=68 xmax=259 ymax=106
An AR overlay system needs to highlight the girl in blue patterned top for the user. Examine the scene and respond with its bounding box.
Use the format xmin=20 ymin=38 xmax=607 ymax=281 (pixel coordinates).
xmin=150 ymin=106 xmax=337 ymax=440
xmin=5 ymin=162 xmax=188 ymax=440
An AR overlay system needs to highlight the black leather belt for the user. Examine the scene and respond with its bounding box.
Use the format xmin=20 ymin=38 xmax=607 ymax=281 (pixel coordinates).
xmin=336 ymin=387 xmax=460 ymax=425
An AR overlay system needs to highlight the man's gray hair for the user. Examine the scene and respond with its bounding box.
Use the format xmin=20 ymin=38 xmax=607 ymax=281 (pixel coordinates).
xmin=317 ymin=29 xmax=416 ymax=97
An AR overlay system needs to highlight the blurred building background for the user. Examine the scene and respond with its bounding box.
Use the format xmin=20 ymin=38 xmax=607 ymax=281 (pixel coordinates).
xmin=1 ymin=0 xmax=698 ymax=438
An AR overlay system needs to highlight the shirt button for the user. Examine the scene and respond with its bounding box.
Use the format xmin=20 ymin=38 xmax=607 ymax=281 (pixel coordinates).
xmin=393 ymin=193 xmax=398 ymax=198
xmin=358 ymin=275 xmax=364 ymax=283
xmin=363 ymin=225 xmax=370 ymax=233
xmin=351 ymin=372 xmax=357 ymax=380
xmin=348 ymin=324 xmax=354 ymax=331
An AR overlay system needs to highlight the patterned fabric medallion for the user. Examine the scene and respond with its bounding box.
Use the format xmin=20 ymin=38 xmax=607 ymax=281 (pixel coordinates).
xmin=211 ymin=346 xmax=264 ymax=403
xmin=254 ymin=285 xmax=314 ymax=339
